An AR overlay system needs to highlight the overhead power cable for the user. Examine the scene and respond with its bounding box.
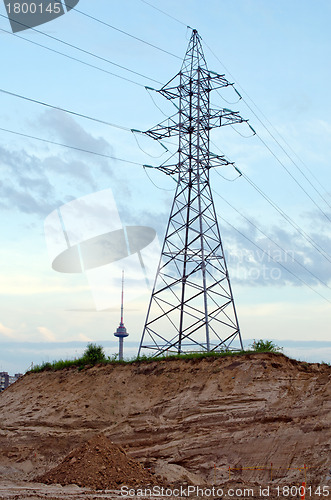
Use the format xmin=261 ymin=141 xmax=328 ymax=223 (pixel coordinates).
xmin=0 ymin=126 xmax=143 ymax=166
xmin=241 ymin=172 xmax=331 ymax=264
xmin=132 ymin=130 xmax=168 ymax=158
xmin=145 ymin=87 xmax=170 ymax=117
xmin=0 ymin=28 xmax=148 ymax=88
xmin=144 ymin=154 xmax=331 ymax=290
xmin=210 ymin=139 xmax=331 ymax=263
xmin=202 ymin=37 xmax=331 ymax=217
xmin=139 ymin=0 xmax=190 ymax=28
xmin=68 ymin=6 xmax=182 ymax=60
xmin=270 ymin=128 xmax=331 ymax=208
xmin=240 ymin=94 xmax=331 ymax=211
xmin=3 ymin=5 xmax=330 ymax=273
xmin=218 ymin=215 xmax=331 ymax=305
xmin=143 ymin=166 xmax=175 ymax=191
xmin=254 ymin=126 xmax=331 ymax=224
xmin=213 ymin=188 xmax=331 ymax=290
xmin=0 ymin=14 xmax=162 ymax=86
xmin=0 ymin=90 xmax=175 ymax=162
xmin=132 ymin=0 xmax=330 ymax=215
xmin=0 ymin=88 xmax=134 ymax=132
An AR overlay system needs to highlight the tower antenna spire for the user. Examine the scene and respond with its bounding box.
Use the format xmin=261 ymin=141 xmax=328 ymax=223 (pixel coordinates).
xmin=138 ymin=29 xmax=246 ymax=357
xmin=121 ymin=269 xmax=124 ymax=325
xmin=114 ymin=270 xmax=129 ymax=360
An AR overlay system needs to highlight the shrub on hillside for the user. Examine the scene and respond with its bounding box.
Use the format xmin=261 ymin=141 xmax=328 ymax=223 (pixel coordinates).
xmin=250 ymin=339 xmax=283 ymax=353
xmin=82 ymin=343 xmax=106 ymax=365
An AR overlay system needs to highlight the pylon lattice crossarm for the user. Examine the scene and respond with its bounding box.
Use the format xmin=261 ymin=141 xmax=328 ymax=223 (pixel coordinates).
xmin=209 ymin=153 xmax=235 ymax=169
xmin=145 ymin=154 xmax=234 ymax=176
xmin=145 ymin=114 xmax=179 ymax=140
xmin=157 ymin=72 xmax=182 ymax=101
xmin=150 ymin=164 xmax=179 ymax=176
xmin=202 ymin=70 xmax=234 ymax=90
xmin=144 ymin=106 xmax=247 ymax=142
xmin=138 ymin=29 xmax=244 ymax=357
xmin=154 ymin=70 xmax=234 ymax=103
xmin=158 ymin=85 xmax=181 ymax=102
xmin=209 ymin=108 xmax=248 ymax=128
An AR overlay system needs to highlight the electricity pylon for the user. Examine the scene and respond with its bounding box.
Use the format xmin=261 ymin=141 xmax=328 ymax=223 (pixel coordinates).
xmin=138 ymin=29 xmax=246 ymax=357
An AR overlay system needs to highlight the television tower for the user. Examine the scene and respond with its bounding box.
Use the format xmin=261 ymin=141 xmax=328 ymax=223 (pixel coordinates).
xmin=138 ymin=29 xmax=246 ymax=357
xmin=114 ymin=270 xmax=128 ymax=360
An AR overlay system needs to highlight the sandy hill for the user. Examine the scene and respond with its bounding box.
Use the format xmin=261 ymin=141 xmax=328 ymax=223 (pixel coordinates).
xmin=0 ymin=352 xmax=330 ymax=493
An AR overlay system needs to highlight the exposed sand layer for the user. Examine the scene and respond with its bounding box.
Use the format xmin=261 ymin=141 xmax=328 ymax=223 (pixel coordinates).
xmin=0 ymin=353 xmax=330 ymax=498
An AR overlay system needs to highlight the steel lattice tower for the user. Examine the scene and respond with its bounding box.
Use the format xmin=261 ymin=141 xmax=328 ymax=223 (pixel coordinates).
xmin=138 ymin=30 xmax=246 ymax=357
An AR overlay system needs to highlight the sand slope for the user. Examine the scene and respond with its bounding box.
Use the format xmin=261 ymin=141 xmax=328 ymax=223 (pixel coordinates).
xmin=0 ymin=353 xmax=330 ymax=490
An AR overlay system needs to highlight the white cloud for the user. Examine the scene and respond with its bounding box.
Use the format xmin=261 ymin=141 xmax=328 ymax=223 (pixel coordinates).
xmin=37 ymin=326 xmax=56 ymax=342
xmin=0 ymin=322 xmax=15 ymax=338
xmin=78 ymin=333 xmax=92 ymax=342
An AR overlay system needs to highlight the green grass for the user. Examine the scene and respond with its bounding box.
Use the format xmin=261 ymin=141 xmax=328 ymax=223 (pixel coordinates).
xmin=28 ymin=339 xmax=284 ymax=373
xmin=29 ymin=343 xmax=115 ymax=373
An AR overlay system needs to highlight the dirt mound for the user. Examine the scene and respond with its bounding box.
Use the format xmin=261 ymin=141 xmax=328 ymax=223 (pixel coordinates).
xmin=35 ymin=434 xmax=157 ymax=490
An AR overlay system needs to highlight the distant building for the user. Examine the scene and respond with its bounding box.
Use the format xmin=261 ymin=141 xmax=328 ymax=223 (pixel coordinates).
xmin=0 ymin=372 xmax=22 ymax=393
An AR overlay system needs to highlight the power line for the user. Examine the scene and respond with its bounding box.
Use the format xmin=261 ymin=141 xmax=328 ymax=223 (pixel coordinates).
xmin=0 ymin=89 xmax=175 ymax=162
xmin=0 ymin=14 xmax=163 ymax=86
xmin=145 ymin=87 xmax=170 ymax=117
xmin=0 ymin=88 xmax=134 ymax=132
xmin=148 ymin=126 xmax=330 ymax=288
xmin=3 ymin=7 xmax=330 ymax=272
xmin=242 ymin=172 xmax=331 ymax=264
xmin=14 ymin=102 xmax=323 ymax=300
xmin=107 ymin=5 xmax=331 ymax=218
xmin=210 ymin=139 xmax=331 ymax=263
xmin=242 ymin=97 xmax=331 ymax=212
xmin=139 ymin=0 xmax=190 ymax=28
xmin=270 ymin=127 xmax=331 ymax=208
xmin=69 ymin=6 xmax=182 ymax=60
xmin=201 ymin=37 xmax=331 ymax=217
xmin=213 ymin=188 xmax=331 ymax=290
xmin=219 ymin=215 xmax=331 ymax=305
xmin=0 ymin=126 xmax=143 ymax=166
xmin=0 ymin=27 xmax=147 ymax=88
xmin=143 ymin=166 xmax=175 ymax=191
xmin=104 ymin=0 xmax=330 ymax=217
xmin=132 ymin=131 xmax=168 ymax=158
xmin=253 ymin=125 xmax=331 ymax=224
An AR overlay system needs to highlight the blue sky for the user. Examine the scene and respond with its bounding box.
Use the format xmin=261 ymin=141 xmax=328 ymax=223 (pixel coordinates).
xmin=0 ymin=0 xmax=330 ymax=373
